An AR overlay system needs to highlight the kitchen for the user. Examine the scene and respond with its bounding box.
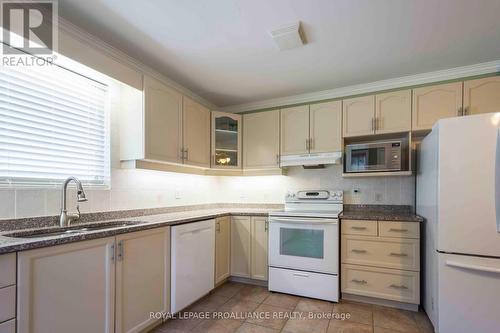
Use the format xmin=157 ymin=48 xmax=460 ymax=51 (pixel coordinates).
xmin=0 ymin=1 xmax=499 ymax=333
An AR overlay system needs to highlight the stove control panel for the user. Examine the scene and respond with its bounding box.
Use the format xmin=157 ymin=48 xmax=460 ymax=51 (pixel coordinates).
xmin=285 ymin=190 xmax=343 ymax=202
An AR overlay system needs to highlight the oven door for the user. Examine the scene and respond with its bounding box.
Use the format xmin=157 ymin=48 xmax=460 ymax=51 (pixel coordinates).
xmin=268 ymin=216 xmax=339 ymax=275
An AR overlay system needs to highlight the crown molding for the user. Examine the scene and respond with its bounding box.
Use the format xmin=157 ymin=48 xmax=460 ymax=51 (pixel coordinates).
xmin=57 ymin=17 xmax=217 ymax=110
xmin=221 ymin=60 xmax=500 ymax=113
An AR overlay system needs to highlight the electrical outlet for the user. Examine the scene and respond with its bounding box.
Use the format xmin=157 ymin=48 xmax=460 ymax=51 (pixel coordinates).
xmin=174 ymin=190 xmax=181 ymax=199
xmin=352 ymin=188 xmax=361 ymax=195
xmin=375 ymin=192 xmax=384 ymax=202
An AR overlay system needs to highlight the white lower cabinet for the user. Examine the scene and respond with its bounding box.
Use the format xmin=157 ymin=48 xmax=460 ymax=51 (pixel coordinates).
xmin=17 ymin=227 xmax=171 ymax=333
xmin=341 ymin=219 xmax=420 ymax=307
xmin=230 ymin=216 xmax=268 ymax=281
xmin=17 ymin=237 xmax=116 ymax=333
xmin=215 ymin=217 xmax=231 ymax=285
xmin=171 ymin=220 xmax=215 ymax=313
xmin=115 ymin=228 xmax=170 ymax=333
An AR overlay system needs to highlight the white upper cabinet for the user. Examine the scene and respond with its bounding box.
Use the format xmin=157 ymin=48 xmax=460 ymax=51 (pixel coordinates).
xmin=375 ymin=90 xmax=412 ymax=134
xmin=243 ymin=110 xmax=280 ymax=169
xmin=343 ymin=95 xmax=376 ymax=137
xmin=412 ymin=82 xmax=463 ymax=131
xmin=144 ymin=75 xmax=183 ymax=163
xmin=183 ymin=97 xmax=210 ymax=168
xmin=212 ymin=112 xmax=242 ymax=169
xmin=310 ymin=101 xmax=342 ymax=153
xmin=280 ymin=105 xmax=310 ymax=155
xmin=463 ymin=76 xmax=500 ymax=115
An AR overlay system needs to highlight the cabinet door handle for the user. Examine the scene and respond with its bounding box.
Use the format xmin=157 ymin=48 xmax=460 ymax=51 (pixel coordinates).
xmin=458 ymin=107 xmax=463 ymax=116
xmin=117 ymin=240 xmax=124 ymax=261
xmin=305 ymin=138 xmax=309 ymax=150
xmin=389 ymin=252 xmax=408 ymax=257
xmin=276 ymin=154 xmax=280 ymax=166
xmin=216 ymin=222 xmax=220 ymax=232
xmin=389 ymin=284 xmax=408 ymax=290
xmin=309 ymin=138 xmax=313 ymax=150
xmin=371 ymin=117 xmax=375 ymax=131
xmin=185 ymin=149 xmax=188 ymax=160
xmin=351 ymin=249 xmax=367 ymax=254
xmin=389 ymin=228 xmax=408 ymax=232
xmin=111 ymin=244 xmax=115 ymax=262
xmin=265 ymin=220 xmax=269 ymax=232
xmin=351 ymin=279 xmax=367 ymax=284
xmin=351 ymin=226 xmax=367 ymax=230
xmin=464 ymin=107 xmax=469 ymax=116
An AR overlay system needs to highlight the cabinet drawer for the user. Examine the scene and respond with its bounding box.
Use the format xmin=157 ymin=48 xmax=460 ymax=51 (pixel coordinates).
xmin=0 ymin=254 xmax=15 ymax=289
xmin=379 ymin=221 xmax=419 ymax=239
xmin=0 ymin=286 xmax=15 ymax=322
xmin=342 ymin=236 xmax=420 ymax=271
xmin=342 ymin=220 xmax=377 ymax=236
xmin=341 ymin=264 xmax=419 ymax=304
xmin=0 ymin=319 xmax=15 ymax=333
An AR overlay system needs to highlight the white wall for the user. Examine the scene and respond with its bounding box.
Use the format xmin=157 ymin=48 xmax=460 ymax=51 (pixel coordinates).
xmin=0 ymin=83 xmax=415 ymax=220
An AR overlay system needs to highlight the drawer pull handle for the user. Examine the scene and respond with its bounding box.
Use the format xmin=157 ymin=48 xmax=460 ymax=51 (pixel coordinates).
xmin=389 ymin=284 xmax=408 ymax=290
xmin=351 ymin=249 xmax=367 ymax=254
xmin=351 ymin=279 xmax=367 ymax=284
xmin=351 ymin=226 xmax=367 ymax=230
xmin=389 ymin=228 xmax=408 ymax=232
xmin=293 ymin=272 xmax=309 ymax=278
xmin=389 ymin=252 xmax=408 ymax=257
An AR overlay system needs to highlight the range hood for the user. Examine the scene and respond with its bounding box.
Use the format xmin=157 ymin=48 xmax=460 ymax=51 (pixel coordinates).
xmin=280 ymin=152 xmax=342 ymax=168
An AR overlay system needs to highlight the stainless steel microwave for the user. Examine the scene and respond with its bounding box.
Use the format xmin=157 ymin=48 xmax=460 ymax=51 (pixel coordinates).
xmin=345 ymin=140 xmax=402 ymax=173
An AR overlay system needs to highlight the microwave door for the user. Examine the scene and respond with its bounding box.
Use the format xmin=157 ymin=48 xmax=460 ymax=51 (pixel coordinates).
xmin=350 ymin=147 xmax=386 ymax=171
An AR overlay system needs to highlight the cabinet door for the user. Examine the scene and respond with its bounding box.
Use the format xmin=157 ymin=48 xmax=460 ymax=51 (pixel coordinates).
xmin=343 ymin=95 xmax=375 ymax=137
xmin=115 ymin=228 xmax=170 ymax=333
xmin=17 ymin=237 xmax=115 ymax=333
xmin=310 ymin=101 xmax=342 ymax=153
xmin=243 ymin=111 xmax=280 ymax=169
xmin=412 ymin=82 xmax=462 ymax=131
xmin=251 ymin=217 xmax=268 ymax=281
xmin=375 ymin=90 xmax=411 ymax=134
xmin=144 ymin=75 xmax=183 ymax=163
xmin=212 ymin=111 xmax=242 ymax=168
xmin=230 ymin=216 xmax=252 ymax=278
xmin=463 ymin=76 xmax=500 ymax=115
xmin=183 ymin=97 xmax=210 ymax=168
xmin=280 ymin=105 xmax=310 ymax=155
xmin=215 ymin=216 xmax=231 ymax=285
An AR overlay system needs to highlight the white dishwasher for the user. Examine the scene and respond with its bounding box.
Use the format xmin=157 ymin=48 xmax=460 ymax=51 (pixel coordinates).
xmin=171 ymin=219 xmax=215 ymax=313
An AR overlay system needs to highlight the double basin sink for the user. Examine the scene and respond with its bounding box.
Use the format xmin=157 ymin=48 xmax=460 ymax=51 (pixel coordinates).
xmin=3 ymin=221 xmax=141 ymax=239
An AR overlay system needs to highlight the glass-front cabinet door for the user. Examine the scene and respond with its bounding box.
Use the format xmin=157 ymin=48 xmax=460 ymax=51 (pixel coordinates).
xmin=211 ymin=111 xmax=242 ymax=168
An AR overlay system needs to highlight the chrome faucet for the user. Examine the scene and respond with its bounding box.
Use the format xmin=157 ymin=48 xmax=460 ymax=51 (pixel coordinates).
xmin=60 ymin=177 xmax=88 ymax=227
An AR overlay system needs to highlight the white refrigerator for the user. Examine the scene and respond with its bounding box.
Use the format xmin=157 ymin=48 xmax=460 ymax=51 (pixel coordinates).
xmin=417 ymin=113 xmax=500 ymax=333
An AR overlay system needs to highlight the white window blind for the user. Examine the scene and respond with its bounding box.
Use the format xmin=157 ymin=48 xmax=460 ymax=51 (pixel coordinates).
xmin=0 ymin=63 xmax=110 ymax=187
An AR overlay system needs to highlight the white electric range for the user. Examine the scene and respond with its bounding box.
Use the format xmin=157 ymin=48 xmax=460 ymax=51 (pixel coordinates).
xmin=268 ymin=189 xmax=343 ymax=302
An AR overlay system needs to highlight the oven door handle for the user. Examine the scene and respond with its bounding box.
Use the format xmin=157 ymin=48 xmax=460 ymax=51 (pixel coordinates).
xmin=269 ymin=217 xmax=338 ymax=225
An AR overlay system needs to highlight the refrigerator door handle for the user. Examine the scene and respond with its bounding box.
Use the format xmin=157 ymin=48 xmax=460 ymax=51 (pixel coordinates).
xmin=496 ymin=128 xmax=500 ymax=232
xmin=446 ymin=260 xmax=500 ymax=274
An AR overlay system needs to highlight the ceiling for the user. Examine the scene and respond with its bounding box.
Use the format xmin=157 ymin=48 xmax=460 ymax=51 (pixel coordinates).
xmin=59 ymin=0 xmax=500 ymax=108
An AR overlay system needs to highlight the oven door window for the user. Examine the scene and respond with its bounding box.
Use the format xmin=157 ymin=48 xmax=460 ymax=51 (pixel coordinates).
xmin=280 ymin=228 xmax=324 ymax=259
xmin=350 ymin=147 xmax=386 ymax=170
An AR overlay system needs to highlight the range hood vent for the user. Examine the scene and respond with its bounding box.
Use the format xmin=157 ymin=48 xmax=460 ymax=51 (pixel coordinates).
xmin=280 ymin=152 xmax=342 ymax=168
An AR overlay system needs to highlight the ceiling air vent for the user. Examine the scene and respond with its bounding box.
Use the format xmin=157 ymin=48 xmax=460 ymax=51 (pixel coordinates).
xmin=269 ymin=22 xmax=305 ymax=51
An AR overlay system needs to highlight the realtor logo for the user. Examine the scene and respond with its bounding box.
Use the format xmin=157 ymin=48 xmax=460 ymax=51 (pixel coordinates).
xmin=1 ymin=0 xmax=57 ymax=55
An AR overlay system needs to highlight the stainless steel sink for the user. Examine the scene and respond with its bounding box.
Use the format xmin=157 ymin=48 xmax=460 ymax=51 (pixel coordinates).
xmin=3 ymin=221 xmax=140 ymax=239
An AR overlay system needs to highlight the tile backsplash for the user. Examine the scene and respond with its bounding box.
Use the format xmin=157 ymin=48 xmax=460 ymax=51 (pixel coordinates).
xmin=0 ymin=82 xmax=415 ymax=220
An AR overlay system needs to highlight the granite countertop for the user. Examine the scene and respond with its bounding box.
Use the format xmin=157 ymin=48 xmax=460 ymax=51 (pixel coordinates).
xmin=0 ymin=205 xmax=280 ymax=255
xmin=339 ymin=204 xmax=423 ymax=222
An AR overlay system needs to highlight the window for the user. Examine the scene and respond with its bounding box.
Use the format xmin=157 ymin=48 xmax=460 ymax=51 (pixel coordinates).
xmin=0 ymin=63 xmax=110 ymax=187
